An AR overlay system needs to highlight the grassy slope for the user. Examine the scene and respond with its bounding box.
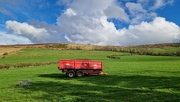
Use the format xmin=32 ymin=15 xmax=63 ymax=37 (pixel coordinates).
xmin=0 ymin=48 xmax=121 ymax=64
xmin=0 ymin=48 xmax=180 ymax=102
xmin=153 ymin=47 xmax=180 ymax=53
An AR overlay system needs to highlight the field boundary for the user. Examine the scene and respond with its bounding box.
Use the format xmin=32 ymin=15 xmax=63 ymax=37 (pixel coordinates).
xmin=0 ymin=61 xmax=58 ymax=69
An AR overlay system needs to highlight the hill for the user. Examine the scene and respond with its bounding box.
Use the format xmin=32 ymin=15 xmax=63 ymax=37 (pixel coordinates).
xmin=1 ymin=43 xmax=180 ymax=57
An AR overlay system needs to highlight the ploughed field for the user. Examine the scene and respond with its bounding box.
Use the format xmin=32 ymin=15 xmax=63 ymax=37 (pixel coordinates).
xmin=0 ymin=48 xmax=179 ymax=102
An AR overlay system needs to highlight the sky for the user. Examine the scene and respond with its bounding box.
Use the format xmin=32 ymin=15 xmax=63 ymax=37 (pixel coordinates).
xmin=0 ymin=0 xmax=180 ymax=46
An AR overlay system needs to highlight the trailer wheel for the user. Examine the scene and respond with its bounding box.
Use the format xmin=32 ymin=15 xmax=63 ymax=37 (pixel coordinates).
xmin=67 ymin=70 xmax=75 ymax=78
xmin=76 ymin=70 xmax=84 ymax=77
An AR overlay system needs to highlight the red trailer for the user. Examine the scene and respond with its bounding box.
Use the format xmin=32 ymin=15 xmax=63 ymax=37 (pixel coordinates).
xmin=58 ymin=59 xmax=106 ymax=77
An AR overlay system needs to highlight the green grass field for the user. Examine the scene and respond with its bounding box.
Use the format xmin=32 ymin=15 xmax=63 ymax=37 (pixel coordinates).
xmin=0 ymin=48 xmax=180 ymax=102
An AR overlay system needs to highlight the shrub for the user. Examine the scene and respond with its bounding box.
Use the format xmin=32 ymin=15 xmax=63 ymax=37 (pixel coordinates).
xmin=53 ymin=44 xmax=68 ymax=49
xmin=3 ymin=52 xmax=8 ymax=56
xmin=176 ymin=51 xmax=180 ymax=56
xmin=0 ymin=64 xmax=10 ymax=69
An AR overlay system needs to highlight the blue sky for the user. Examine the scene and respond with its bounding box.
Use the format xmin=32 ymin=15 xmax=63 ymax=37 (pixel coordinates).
xmin=156 ymin=0 xmax=180 ymax=26
xmin=0 ymin=0 xmax=180 ymax=46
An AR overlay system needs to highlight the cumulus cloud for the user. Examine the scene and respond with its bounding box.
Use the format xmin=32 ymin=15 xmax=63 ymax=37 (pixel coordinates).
xmin=56 ymin=0 xmax=180 ymax=46
xmin=120 ymin=17 xmax=180 ymax=45
xmin=57 ymin=0 xmax=129 ymax=45
xmin=66 ymin=0 xmax=129 ymax=21
xmin=4 ymin=20 xmax=67 ymax=44
xmin=6 ymin=20 xmax=50 ymax=43
xmin=0 ymin=31 xmax=32 ymax=45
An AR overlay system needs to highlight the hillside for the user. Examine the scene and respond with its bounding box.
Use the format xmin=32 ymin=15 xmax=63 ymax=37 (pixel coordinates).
xmin=1 ymin=43 xmax=180 ymax=57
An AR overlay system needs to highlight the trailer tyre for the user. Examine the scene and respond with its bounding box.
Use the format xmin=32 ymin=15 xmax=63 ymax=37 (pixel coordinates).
xmin=67 ymin=70 xmax=75 ymax=78
xmin=76 ymin=70 xmax=84 ymax=77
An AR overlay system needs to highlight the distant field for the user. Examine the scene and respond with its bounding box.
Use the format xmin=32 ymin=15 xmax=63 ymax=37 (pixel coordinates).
xmin=0 ymin=47 xmax=22 ymax=56
xmin=0 ymin=47 xmax=180 ymax=102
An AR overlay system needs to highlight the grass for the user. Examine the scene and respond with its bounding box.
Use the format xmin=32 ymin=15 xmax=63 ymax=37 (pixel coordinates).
xmin=0 ymin=48 xmax=180 ymax=102
xmin=0 ymin=48 xmax=127 ymax=64
xmin=0 ymin=47 xmax=22 ymax=55
xmin=152 ymin=47 xmax=180 ymax=53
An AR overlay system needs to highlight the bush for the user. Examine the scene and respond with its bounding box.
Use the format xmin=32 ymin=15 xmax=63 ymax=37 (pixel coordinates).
xmin=176 ymin=51 xmax=180 ymax=56
xmin=0 ymin=64 xmax=10 ymax=69
xmin=3 ymin=52 xmax=8 ymax=56
xmin=53 ymin=44 xmax=68 ymax=49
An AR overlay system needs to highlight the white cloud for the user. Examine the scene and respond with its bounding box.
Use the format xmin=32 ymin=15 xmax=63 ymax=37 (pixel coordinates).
xmin=57 ymin=0 xmax=130 ymax=45
xmin=137 ymin=0 xmax=174 ymax=12
xmin=121 ymin=17 xmax=180 ymax=45
xmin=6 ymin=20 xmax=51 ymax=43
xmin=104 ymin=5 xmax=129 ymax=22
xmin=66 ymin=0 xmax=129 ymax=21
xmin=69 ymin=0 xmax=113 ymax=15
xmin=5 ymin=20 xmax=67 ymax=44
xmin=126 ymin=2 xmax=146 ymax=13
xmin=57 ymin=1 xmax=180 ymax=46
xmin=64 ymin=8 xmax=77 ymax=17
xmin=151 ymin=0 xmax=174 ymax=10
xmin=153 ymin=0 xmax=164 ymax=9
xmin=126 ymin=2 xmax=157 ymax=24
xmin=58 ymin=0 xmax=180 ymax=46
xmin=0 ymin=31 xmax=32 ymax=45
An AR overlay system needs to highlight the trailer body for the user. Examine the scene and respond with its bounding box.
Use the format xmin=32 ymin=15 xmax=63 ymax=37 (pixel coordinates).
xmin=58 ymin=59 xmax=105 ymax=77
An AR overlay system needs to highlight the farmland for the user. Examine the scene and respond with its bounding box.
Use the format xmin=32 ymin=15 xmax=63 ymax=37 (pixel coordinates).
xmin=0 ymin=44 xmax=180 ymax=102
